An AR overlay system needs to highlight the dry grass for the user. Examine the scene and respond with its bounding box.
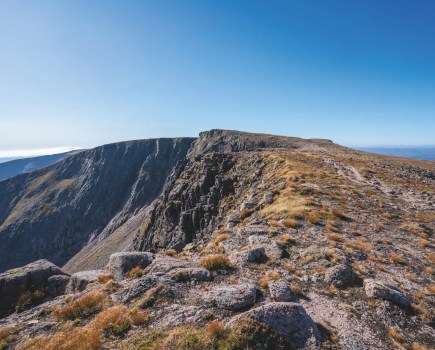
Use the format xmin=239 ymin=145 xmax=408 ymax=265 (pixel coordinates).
xmin=284 ymin=262 xmax=295 ymax=272
xmin=307 ymin=212 xmax=321 ymax=225
xmin=419 ymin=239 xmax=430 ymax=248
xmin=214 ymin=234 xmax=232 ymax=245
xmin=55 ymin=290 xmax=107 ymax=320
xmin=17 ymin=326 xmax=101 ymax=350
xmin=326 ymin=220 xmax=338 ymax=232
xmin=97 ymin=273 xmax=113 ymax=284
xmin=164 ymin=249 xmax=177 ymax=257
xmin=388 ymin=253 xmax=405 ymax=264
xmin=126 ymin=266 xmax=144 ymax=278
xmin=258 ymin=271 xmax=280 ymax=288
xmin=427 ymin=285 xmax=435 ymax=294
xmin=344 ymin=238 xmax=372 ymax=253
xmin=136 ymin=284 xmax=169 ymax=308
xmin=240 ymin=209 xmax=254 ymax=220
xmin=0 ymin=326 xmax=18 ymax=350
xmin=411 ymin=343 xmax=434 ymax=350
xmin=199 ymin=254 xmax=231 ymax=271
xmin=278 ymin=233 xmax=296 ymax=246
xmin=327 ymin=233 xmax=343 ymax=242
xmin=387 ymin=327 xmax=403 ymax=341
xmin=281 ymin=219 xmax=300 ymax=228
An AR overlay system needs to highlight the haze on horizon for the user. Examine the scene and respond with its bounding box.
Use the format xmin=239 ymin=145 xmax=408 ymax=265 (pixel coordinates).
xmin=1 ymin=0 xmax=434 ymax=152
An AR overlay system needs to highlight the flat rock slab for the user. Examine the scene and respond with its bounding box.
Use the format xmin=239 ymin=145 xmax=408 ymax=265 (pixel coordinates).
xmin=219 ymin=237 xmax=248 ymax=254
xmin=66 ymin=270 xmax=109 ymax=293
xmin=108 ymin=251 xmax=154 ymax=280
xmin=206 ymin=283 xmax=257 ymax=311
xmin=111 ymin=275 xmax=159 ymax=303
xmin=236 ymin=225 xmax=270 ymax=236
xmin=169 ymin=267 xmax=212 ymax=282
xmin=248 ymin=235 xmax=284 ymax=260
xmin=364 ymin=279 xmax=411 ymax=307
xmin=144 ymin=256 xmax=193 ymax=275
xmin=268 ymin=280 xmax=296 ymax=302
xmin=0 ymin=259 xmax=68 ymax=317
xmin=227 ymin=302 xmax=321 ymax=349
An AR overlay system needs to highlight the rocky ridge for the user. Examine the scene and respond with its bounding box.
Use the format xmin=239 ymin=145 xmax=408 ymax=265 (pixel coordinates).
xmin=0 ymin=129 xmax=434 ymax=350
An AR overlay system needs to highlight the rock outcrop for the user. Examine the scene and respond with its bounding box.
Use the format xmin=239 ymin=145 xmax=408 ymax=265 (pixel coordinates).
xmin=0 ymin=259 xmax=68 ymax=317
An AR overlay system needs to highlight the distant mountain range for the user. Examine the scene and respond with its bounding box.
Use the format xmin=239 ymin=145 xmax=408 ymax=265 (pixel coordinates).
xmin=355 ymin=146 xmax=435 ymax=160
xmin=0 ymin=151 xmax=79 ymax=180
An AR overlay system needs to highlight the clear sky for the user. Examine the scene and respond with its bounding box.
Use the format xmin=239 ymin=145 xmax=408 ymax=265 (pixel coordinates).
xmin=0 ymin=0 xmax=434 ymax=154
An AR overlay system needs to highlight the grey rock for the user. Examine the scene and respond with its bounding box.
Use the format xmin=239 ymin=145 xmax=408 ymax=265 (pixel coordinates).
xmin=227 ymin=302 xmax=321 ymax=349
xmin=268 ymin=280 xmax=296 ymax=302
xmin=46 ymin=275 xmax=70 ymax=298
xmin=219 ymin=237 xmax=247 ymax=254
xmin=0 ymin=259 xmax=68 ymax=317
xmin=229 ymin=247 xmax=266 ymax=264
xmin=206 ymin=283 xmax=257 ymax=311
xmin=112 ymin=276 xmax=158 ymax=303
xmin=169 ymin=267 xmax=212 ymax=282
xmin=66 ymin=270 xmax=109 ymax=293
xmin=144 ymin=256 xmax=193 ymax=275
xmin=364 ymin=279 xmax=411 ymax=307
xmin=108 ymin=251 xmax=154 ymax=280
xmin=236 ymin=225 xmax=270 ymax=236
xmin=324 ymin=264 xmax=358 ymax=288
xmin=248 ymin=235 xmax=283 ymax=260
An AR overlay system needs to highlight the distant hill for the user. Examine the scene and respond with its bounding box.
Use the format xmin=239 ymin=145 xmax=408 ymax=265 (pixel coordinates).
xmin=356 ymin=146 xmax=435 ymax=160
xmin=0 ymin=151 xmax=79 ymax=180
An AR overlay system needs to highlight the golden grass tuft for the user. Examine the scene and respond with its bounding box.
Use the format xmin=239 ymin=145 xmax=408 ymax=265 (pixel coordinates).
xmin=327 ymin=233 xmax=342 ymax=242
xmin=126 ymin=266 xmax=144 ymax=278
xmin=55 ymin=290 xmax=107 ymax=321
xmin=388 ymin=253 xmax=404 ymax=264
xmin=278 ymin=233 xmax=296 ymax=246
xmin=387 ymin=327 xmax=403 ymax=341
xmin=344 ymin=238 xmax=372 ymax=253
xmin=164 ymin=249 xmax=177 ymax=257
xmin=258 ymin=271 xmax=280 ymax=288
xmin=97 ymin=273 xmax=113 ymax=284
xmin=307 ymin=212 xmax=321 ymax=225
xmin=281 ymin=219 xmax=300 ymax=228
xmin=214 ymin=233 xmax=232 ymax=245
xmin=199 ymin=254 xmax=231 ymax=271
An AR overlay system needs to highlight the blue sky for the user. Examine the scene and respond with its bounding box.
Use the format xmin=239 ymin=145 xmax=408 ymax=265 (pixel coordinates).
xmin=0 ymin=0 xmax=434 ymax=154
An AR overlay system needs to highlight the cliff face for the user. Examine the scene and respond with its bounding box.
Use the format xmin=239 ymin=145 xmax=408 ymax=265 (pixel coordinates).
xmin=134 ymin=129 xmax=335 ymax=252
xmin=0 ymin=137 xmax=195 ymax=272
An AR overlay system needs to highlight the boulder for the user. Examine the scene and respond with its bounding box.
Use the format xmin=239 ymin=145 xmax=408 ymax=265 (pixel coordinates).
xmin=229 ymin=247 xmax=266 ymax=265
xmin=46 ymin=275 xmax=71 ymax=297
xmin=206 ymin=283 xmax=257 ymax=311
xmin=364 ymin=279 xmax=410 ymax=307
xmin=108 ymin=252 xmax=154 ymax=280
xmin=169 ymin=267 xmax=212 ymax=282
xmin=0 ymin=259 xmax=68 ymax=317
xmin=227 ymin=302 xmax=321 ymax=349
xmin=324 ymin=264 xmax=358 ymax=288
xmin=111 ymin=276 xmax=158 ymax=303
xmin=268 ymin=280 xmax=296 ymax=302
xmin=248 ymin=235 xmax=284 ymax=260
xmin=66 ymin=270 xmax=109 ymax=293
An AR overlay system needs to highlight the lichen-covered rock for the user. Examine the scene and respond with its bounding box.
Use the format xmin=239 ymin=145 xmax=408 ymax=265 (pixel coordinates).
xmin=268 ymin=280 xmax=295 ymax=302
xmin=111 ymin=276 xmax=159 ymax=303
xmin=206 ymin=283 xmax=257 ymax=311
xmin=66 ymin=270 xmax=109 ymax=293
xmin=227 ymin=302 xmax=321 ymax=349
xmin=46 ymin=275 xmax=70 ymax=298
xmin=144 ymin=256 xmax=193 ymax=275
xmin=248 ymin=235 xmax=283 ymax=260
xmin=229 ymin=247 xmax=266 ymax=265
xmin=108 ymin=252 xmax=154 ymax=280
xmin=324 ymin=264 xmax=358 ymax=288
xmin=169 ymin=267 xmax=212 ymax=282
xmin=0 ymin=259 xmax=68 ymax=317
xmin=364 ymin=279 xmax=411 ymax=307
